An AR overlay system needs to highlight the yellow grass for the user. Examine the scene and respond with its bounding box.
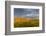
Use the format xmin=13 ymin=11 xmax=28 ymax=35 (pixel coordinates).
xmin=14 ymin=17 xmax=39 ymax=28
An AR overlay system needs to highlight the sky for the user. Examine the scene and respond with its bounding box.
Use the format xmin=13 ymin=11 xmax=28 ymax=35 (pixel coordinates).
xmin=14 ymin=8 xmax=39 ymax=18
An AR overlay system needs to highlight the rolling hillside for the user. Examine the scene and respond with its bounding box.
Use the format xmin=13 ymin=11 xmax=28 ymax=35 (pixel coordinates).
xmin=14 ymin=17 xmax=39 ymax=27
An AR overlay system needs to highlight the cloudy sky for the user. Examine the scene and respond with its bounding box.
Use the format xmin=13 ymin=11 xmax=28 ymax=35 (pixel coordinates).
xmin=14 ymin=8 xmax=39 ymax=18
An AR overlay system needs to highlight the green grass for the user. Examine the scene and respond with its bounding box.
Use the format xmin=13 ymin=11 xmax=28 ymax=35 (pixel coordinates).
xmin=14 ymin=19 xmax=39 ymax=28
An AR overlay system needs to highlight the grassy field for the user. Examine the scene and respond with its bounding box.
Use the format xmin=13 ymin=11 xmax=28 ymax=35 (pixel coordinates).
xmin=14 ymin=17 xmax=39 ymax=28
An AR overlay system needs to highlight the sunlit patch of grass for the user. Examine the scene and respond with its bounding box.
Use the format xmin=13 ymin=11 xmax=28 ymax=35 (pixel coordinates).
xmin=14 ymin=18 xmax=39 ymax=28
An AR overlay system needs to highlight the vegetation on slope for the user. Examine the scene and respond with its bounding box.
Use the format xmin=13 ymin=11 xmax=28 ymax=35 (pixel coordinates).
xmin=14 ymin=17 xmax=39 ymax=28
